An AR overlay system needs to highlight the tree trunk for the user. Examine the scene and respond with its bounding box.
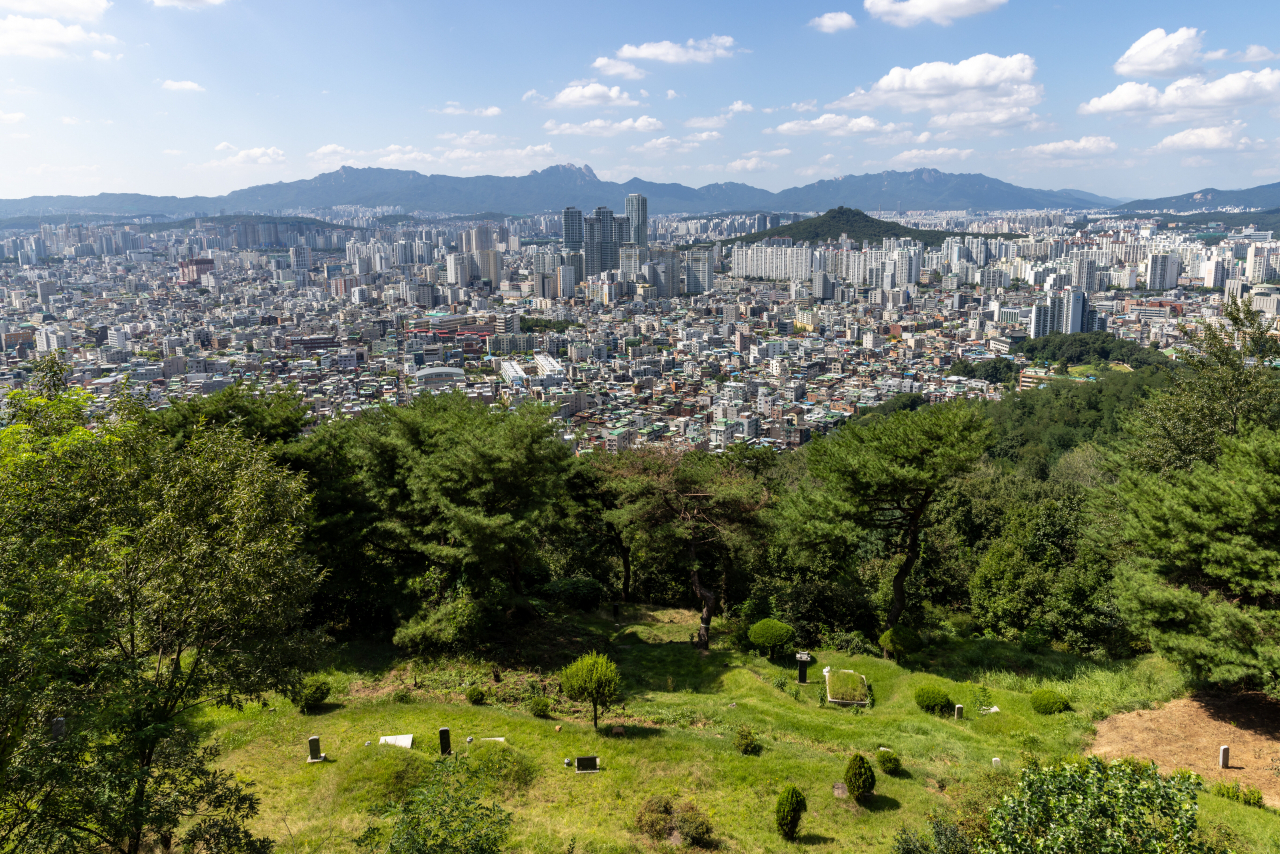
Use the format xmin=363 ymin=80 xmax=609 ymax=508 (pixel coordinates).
xmin=885 ymin=508 xmax=926 ymax=629
xmin=608 ymin=522 xmax=631 ymax=603
xmin=690 ymin=568 xmax=716 ymax=650
xmin=592 ymin=699 xmax=598 ymax=728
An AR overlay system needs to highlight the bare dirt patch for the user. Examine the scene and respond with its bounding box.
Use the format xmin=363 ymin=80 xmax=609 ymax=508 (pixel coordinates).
xmin=1090 ymin=694 xmax=1280 ymax=807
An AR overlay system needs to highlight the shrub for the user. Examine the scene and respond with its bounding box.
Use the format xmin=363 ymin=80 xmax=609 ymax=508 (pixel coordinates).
xmin=775 ymin=785 xmax=807 ymax=840
xmin=734 ymin=725 xmax=762 ymax=756
xmin=393 ymin=595 xmax=488 ymax=655
xmin=771 ymin=675 xmax=788 ymax=691
xmin=293 ymin=675 xmax=330 ymax=714
xmin=391 ymin=685 xmax=415 ymax=704
xmin=636 ymin=795 xmax=674 ymax=841
xmin=879 ymin=625 xmax=922 ymax=658
xmin=749 ymin=619 xmax=796 ymax=657
xmin=843 ymin=754 xmax=876 ymax=799
xmin=1030 ymin=688 xmax=1069 ymax=715
xmin=559 ymin=652 xmax=621 ymax=727
xmin=915 ymin=684 xmax=952 ymax=715
xmin=465 ymin=685 xmax=485 ymax=705
xmin=1208 ymin=779 xmax=1266 ymax=808
xmin=539 ymin=577 xmax=607 ymax=612
xmin=672 ymin=801 xmax=714 ymax=847
xmin=528 ymin=696 xmax=552 ymax=718
xmin=877 ymin=750 xmax=902 ymax=776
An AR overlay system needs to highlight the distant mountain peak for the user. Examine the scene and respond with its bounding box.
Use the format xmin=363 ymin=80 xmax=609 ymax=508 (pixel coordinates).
xmin=533 ymin=163 xmax=598 ymax=181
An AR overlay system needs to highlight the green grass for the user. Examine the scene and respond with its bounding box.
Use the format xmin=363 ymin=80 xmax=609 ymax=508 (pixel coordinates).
xmin=197 ymin=609 xmax=1280 ymax=854
xmin=827 ymin=670 xmax=869 ymax=703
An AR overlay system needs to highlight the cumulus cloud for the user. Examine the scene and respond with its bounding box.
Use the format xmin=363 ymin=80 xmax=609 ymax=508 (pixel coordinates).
xmin=927 ymin=106 xmax=1043 ymax=131
xmin=827 ymin=53 xmax=1042 ymax=130
xmin=162 ymin=79 xmax=204 ymax=92
xmin=1079 ymin=69 xmax=1280 ymax=122
xmin=0 ymin=110 xmax=22 ymax=122
xmin=630 ymin=136 xmax=702 ymax=154
xmin=616 ymin=34 xmax=736 ymax=64
xmin=685 ymin=131 xmax=722 ymax=141
xmin=0 ymin=15 xmax=116 ymax=58
xmin=1239 ymin=45 xmax=1280 ymax=62
xmin=666 ymin=89 xmax=679 ymax=99
xmin=437 ymin=130 xmax=499 ymax=146
xmin=1017 ymin=136 xmax=1117 ymax=157
xmin=684 ymin=101 xmax=753 ymax=129
xmin=809 ymin=12 xmax=856 ymax=32
xmin=770 ymin=113 xmax=896 ymax=135
xmin=542 ymin=116 xmax=663 ymax=136
xmin=433 ymin=101 xmax=501 ymax=116
xmin=548 ymin=82 xmax=639 ymax=108
xmin=725 ymin=157 xmax=778 ymax=172
xmin=796 ymin=154 xmax=840 ymax=176
xmin=887 ymin=146 xmax=973 ymax=165
xmin=743 ymin=148 xmax=792 ymax=156
xmin=307 ymin=141 xmax=559 ymax=176
xmin=162 ymin=149 xmax=181 ymax=154
xmin=1150 ymin=123 xmax=1256 ymax=151
xmin=592 ymin=57 xmax=646 ymax=79
xmin=205 ymin=144 xmax=285 ymax=167
xmin=863 ymin=0 xmax=1007 ymax=27
xmin=0 ymin=0 xmax=110 ymax=20
xmin=1113 ymin=27 xmax=1213 ymax=77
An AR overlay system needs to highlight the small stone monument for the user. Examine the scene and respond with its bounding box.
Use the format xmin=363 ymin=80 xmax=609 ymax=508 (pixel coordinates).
xmin=307 ymin=736 xmax=326 ymax=763
xmin=612 ymin=726 xmax=625 ymax=736
xmin=955 ymin=704 xmax=964 ymax=720
xmin=575 ymin=756 xmax=599 ymax=773
xmin=379 ymin=734 xmax=413 ymax=749
xmin=796 ymin=651 xmax=812 ymax=684
xmin=833 ymin=782 xmax=849 ymax=799
xmin=1219 ymin=745 xmax=1230 ymax=769
xmin=439 ymin=727 xmax=452 ymax=756
xmin=51 ymin=717 xmax=66 ymax=740
xmin=992 ymin=757 xmax=1001 ymax=768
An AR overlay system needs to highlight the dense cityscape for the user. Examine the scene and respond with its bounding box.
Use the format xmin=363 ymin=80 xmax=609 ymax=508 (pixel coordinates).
xmin=0 ymin=193 xmax=1266 ymax=452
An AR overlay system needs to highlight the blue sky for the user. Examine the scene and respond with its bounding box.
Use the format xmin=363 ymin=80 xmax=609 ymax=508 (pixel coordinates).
xmin=3 ymin=0 xmax=1280 ymax=202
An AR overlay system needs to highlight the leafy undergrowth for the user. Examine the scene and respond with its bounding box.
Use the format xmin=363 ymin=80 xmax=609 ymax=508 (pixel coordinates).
xmin=198 ymin=608 xmax=1279 ymax=854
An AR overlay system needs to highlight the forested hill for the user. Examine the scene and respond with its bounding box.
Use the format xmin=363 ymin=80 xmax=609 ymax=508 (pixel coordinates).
xmin=724 ymin=206 xmax=1021 ymax=248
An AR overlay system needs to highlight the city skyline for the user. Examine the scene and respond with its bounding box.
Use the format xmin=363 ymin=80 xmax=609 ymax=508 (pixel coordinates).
xmin=4 ymin=0 xmax=1280 ymax=200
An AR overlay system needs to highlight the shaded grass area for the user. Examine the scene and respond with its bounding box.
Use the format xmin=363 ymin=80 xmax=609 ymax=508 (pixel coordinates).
xmin=199 ymin=608 xmax=1280 ymax=854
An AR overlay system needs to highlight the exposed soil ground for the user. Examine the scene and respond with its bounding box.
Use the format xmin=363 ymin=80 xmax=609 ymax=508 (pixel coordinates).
xmin=1090 ymin=693 xmax=1280 ymax=807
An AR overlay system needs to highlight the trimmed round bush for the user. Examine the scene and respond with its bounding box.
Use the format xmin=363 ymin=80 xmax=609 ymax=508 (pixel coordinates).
xmin=1030 ymin=688 xmax=1069 ymax=715
xmin=672 ymin=801 xmax=714 ymax=847
xmin=293 ymin=675 xmax=330 ymax=714
xmin=878 ymin=625 xmax=922 ymax=658
xmin=465 ymin=685 xmax=485 ymax=705
xmin=843 ymin=754 xmax=876 ymax=799
xmin=528 ymin=696 xmax=552 ymax=717
xmin=749 ymin=619 xmax=796 ymax=657
xmin=734 ymin=724 xmax=762 ymax=756
xmin=914 ymin=684 xmax=952 ymax=715
xmin=876 ymin=749 xmax=902 ymax=776
xmin=636 ymin=795 xmax=674 ymax=840
xmin=775 ymin=785 xmax=807 ymax=840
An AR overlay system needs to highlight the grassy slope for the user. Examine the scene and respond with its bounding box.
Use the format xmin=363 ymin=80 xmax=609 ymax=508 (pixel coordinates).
xmin=198 ymin=609 xmax=1280 ymax=854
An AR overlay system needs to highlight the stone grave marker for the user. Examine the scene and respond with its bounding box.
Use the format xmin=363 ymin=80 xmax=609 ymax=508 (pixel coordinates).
xmin=955 ymin=704 xmax=964 ymax=720
xmin=611 ymin=726 xmax=625 ymax=736
xmin=796 ymin=651 xmax=812 ymax=684
xmin=307 ymin=736 xmax=326 ymax=763
xmin=439 ymin=727 xmax=452 ymax=756
xmin=833 ymin=782 xmax=848 ymax=799
xmin=575 ymin=755 xmax=599 ymax=773
xmin=51 ymin=717 xmax=66 ymax=740
xmin=1219 ymin=745 xmax=1230 ymax=769
xmin=992 ymin=757 xmax=1001 ymax=768
xmin=379 ymin=734 xmax=413 ymax=749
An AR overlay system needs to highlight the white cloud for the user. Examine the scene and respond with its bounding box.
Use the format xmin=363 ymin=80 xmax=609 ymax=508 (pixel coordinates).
xmin=433 ymin=101 xmax=501 ymax=116
xmin=437 ymin=130 xmax=499 ymax=146
xmin=809 ymin=12 xmax=856 ymax=32
xmin=522 ymin=89 xmax=542 ymax=101
xmin=725 ymin=157 xmax=778 ymax=172
xmin=0 ymin=14 xmax=116 ymax=58
xmin=307 ymin=142 xmax=558 ymax=175
xmin=61 ymin=116 xmax=79 ymax=124
xmin=1018 ymin=136 xmax=1117 ymax=157
xmin=630 ymin=136 xmax=701 ymax=154
xmin=666 ymin=89 xmax=679 ymax=99
xmin=863 ymin=0 xmax=1007 ymax=27
xmin=1079 ymin=69 xmax=1280 ymax=122
xmin=90 ymin=49 xmax=114 ymax=59
xmin=685 ymin=115 xmax=728 ymax=128
xmin=149 ymin=0 xmax=226 ymax=7
xmin=162 ymin=79 xmax=204 ymax=92
xmin=0 ymin=0 xmax=110 ymax=21
xmin=771 ymin=113 xmax=895 ymax=135
xmin=1240 ymin=45 xmax=1280 ymax=62
xmin=162 ymin=149 xmax=181 ymax=154
xmin=887 ymin=146 xmax=973 ymax=165
xmin=592 ymin=57 xmax=646 ymax=79
xmin=1113 ymin=27 xmax=1207 ymax=78
xmin=548 ymin=82 xmax=639 ymax=108
xmin=727 ymin=100 xmax=754 ymax=112
xmin=543 ymin=116 xmax=663 ymax=136
xmin=616 ymin=34 xmax=736 ymax=64
xmin=796 ymin=154 xmax=839 ymax=176
xmin=1181 ymin=155 xmax=1213 ymax=167
xmin=0 ymin=110 xmax=23 ymax=123
xmin=1150 ymin=123 xmax=1254 ymax=151
xmin=928 ymin=106 xmax=1043 ymax=132
xmin=205 ymin=145 xmax=285 ymax=167
xmin=685 ymin=131 xmax=722 ymax=141
xmin=827 ymin=53 xmax=1042 ymax=127
xmin=743 ymin=148 xmax=792 ymax=156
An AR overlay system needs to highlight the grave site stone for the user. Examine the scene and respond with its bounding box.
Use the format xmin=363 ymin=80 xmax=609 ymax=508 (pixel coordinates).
xmin=379 ymin=734 xmax=413 ymax=748
xmin=575 ymin=756 xmax=599 ymax=773
xmin=307 ymin=736 xmax=326 ymax=763
xmin=439 ymin=727 xmax=452 ymax=756
xmin=796 ymin=651 xmax=812 ymax=684
xmin=1219 ymin=745 xmax=1230 ymax=769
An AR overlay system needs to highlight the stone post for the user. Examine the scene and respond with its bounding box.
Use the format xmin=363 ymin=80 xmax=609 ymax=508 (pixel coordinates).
xmin=439 ymin=727 xmax=452 ymax=756
xmin=1219 ymin=745 xmax=1229 ymax=769
xmin=955 ymin=704 xmax=963 ymax=720
xmin=307 ymin=736 xmax=326 ymax=763
xmin=796 ymin=651 xmax=811 ymax=684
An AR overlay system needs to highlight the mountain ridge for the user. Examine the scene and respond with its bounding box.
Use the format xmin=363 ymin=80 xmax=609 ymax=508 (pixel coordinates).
xmin=1115 ymin=182 xmax=1280 ymax=212
xmin=0 ymin=165 xmax=1126 ymax=218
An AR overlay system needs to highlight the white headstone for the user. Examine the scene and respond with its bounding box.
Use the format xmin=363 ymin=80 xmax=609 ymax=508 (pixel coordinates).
xmin=379 ymin=734 xmax=414 ymax=749
xmin=955 ymin=704 xmax=964 ymax=720
xmin=992 ymin=757 xmax=1001 ymax=768
xmin=1219 ymin=745 xmax=1229 ymax=769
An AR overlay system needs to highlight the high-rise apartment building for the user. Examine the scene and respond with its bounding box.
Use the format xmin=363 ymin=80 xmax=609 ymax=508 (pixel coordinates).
xmin=685 ymin=250 xmax=713 ymax=295
xmin=625 ymin=194 xmax=648 ymax=246
xmin=1147 ymin=252 xmax=1182 ymax=290
xmin=584 ymin=207 xmax=618 ymax=277
xmin=562 ymin=207 xmax=584 ymax=252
